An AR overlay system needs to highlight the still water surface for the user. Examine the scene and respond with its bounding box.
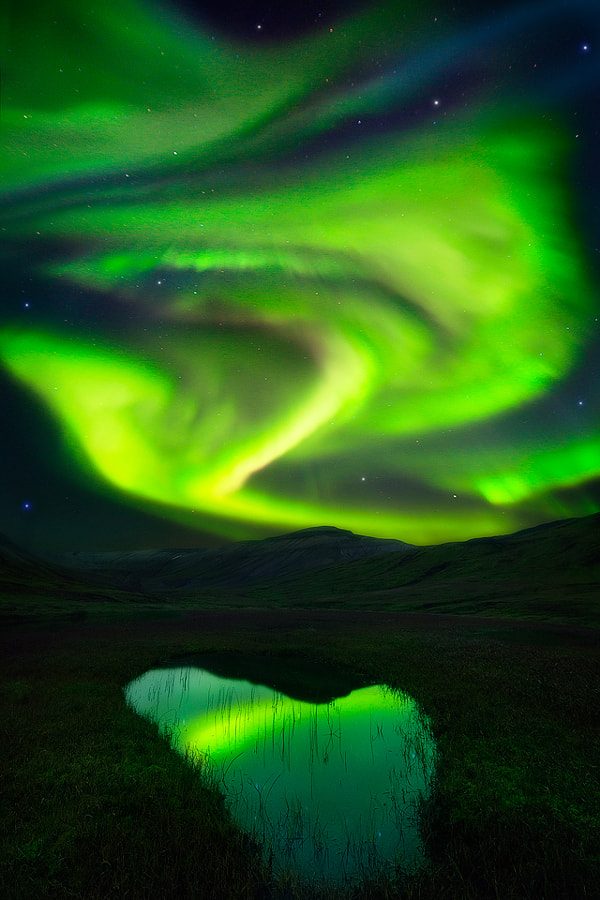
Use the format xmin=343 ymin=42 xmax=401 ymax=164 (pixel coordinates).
xmin=125 ymin=662 xmax=437 ymax=885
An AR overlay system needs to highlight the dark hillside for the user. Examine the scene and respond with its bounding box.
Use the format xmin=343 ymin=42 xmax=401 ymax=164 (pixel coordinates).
xmin=2 ymin=513 xmax=598 ymax=625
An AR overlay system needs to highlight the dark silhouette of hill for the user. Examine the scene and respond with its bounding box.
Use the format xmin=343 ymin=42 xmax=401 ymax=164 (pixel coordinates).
xmin=0 ymin=526 xmax=153 ymax=622
xmin=55 ymin=526 xmax=411 ymax=593
xmin=251 ymin=513 xmax=600 ymax=622
xmin=0 ymin=530 xmax=69 ymax=584
xmin=1 ymin=514 xmax=598 ymax=625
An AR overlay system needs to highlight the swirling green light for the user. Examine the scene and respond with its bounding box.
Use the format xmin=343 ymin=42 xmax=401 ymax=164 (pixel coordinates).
xmin=1 ymin=0 xmax=598 ymax=544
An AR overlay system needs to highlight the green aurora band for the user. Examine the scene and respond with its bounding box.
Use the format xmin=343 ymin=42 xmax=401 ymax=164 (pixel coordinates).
xmin=1 ymin=0 xmax=599 ymax=544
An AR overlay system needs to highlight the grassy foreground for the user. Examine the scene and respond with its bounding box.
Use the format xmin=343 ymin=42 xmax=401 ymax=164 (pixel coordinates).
xmin=1 ymin=609 xmax=599 ymax=899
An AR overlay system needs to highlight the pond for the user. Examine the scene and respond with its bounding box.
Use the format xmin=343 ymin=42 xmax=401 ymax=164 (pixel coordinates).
xmin=125 ymin=654 xmax=437 ymax=887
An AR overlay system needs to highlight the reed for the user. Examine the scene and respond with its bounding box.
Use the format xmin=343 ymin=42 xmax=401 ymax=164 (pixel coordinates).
xmin=1 ymin=611 xmax=598 ymax=899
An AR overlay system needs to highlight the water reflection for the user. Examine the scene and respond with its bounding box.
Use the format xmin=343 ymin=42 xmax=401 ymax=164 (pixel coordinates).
xmin=125 ymin=663 xmax=437 ymax=885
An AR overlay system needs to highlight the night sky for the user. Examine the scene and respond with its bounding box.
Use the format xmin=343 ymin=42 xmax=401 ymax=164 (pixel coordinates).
xmin=1 ymin=0 xmax=599 ymax=551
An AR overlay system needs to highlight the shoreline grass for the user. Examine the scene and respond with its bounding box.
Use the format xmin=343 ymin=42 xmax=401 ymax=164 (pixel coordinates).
xmin=1 ymin=611 xmax=599 ymax=898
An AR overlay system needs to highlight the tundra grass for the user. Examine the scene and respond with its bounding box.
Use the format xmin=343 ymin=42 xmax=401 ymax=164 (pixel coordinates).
xmin=1 ymin=614 xmax=599 ymax=899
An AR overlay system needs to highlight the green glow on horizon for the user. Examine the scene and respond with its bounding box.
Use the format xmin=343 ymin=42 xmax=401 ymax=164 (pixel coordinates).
xmin=1 ymin=0 xmax=599 ymax=544
xmin=476 ymin=438 xmax=600 ymax=505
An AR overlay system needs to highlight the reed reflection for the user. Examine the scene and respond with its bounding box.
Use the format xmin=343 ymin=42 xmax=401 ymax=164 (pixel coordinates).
xmin=125 ymin=664 xmax=437 ymax=885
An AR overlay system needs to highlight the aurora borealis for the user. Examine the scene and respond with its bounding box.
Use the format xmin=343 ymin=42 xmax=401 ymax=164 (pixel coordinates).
xmin=1 ymin=0 xmax=599 ymax=549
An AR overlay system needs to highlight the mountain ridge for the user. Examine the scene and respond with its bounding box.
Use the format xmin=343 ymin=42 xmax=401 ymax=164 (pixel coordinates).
xmin=1 ymin=514 xmax=598 ymax=626
xmin=53 ymin=525 xmax=412 ymax=592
